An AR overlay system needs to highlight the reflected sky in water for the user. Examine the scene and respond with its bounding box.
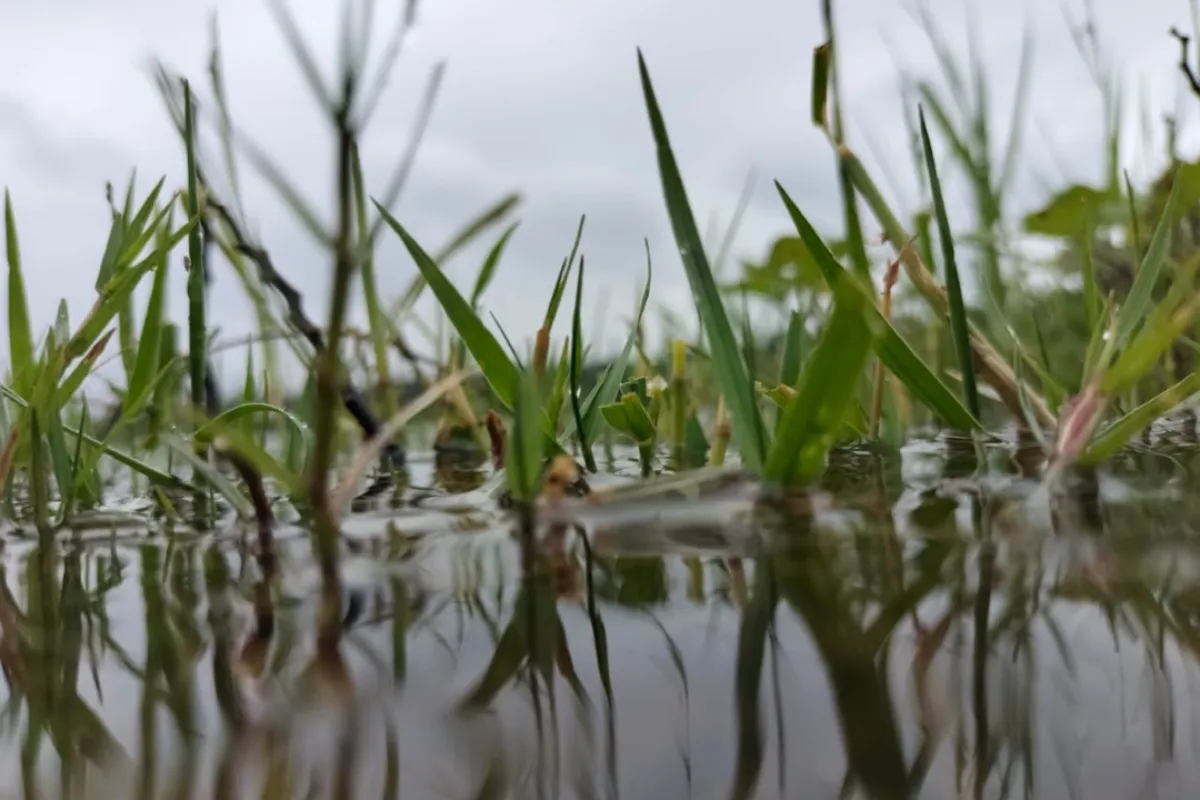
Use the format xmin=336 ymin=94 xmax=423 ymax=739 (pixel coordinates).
xmin=6 ymin=433 xmax=1200 ymax=798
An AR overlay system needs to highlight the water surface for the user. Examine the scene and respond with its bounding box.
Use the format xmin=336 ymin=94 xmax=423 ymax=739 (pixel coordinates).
xmin=6 ymin=434 xmax=1200 ymax=799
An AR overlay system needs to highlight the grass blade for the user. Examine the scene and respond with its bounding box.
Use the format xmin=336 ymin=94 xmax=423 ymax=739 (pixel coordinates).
xmin=780 ymin=310 xmax=804 ymax=388
xmin=1112 ymin=175 xmax=1183 ymax=351
xmin=763 ymin=276 xmax=877 ymax=484
xmin=471 ymin=223 xmax=520 ymax=308
xmin=4 ymin=191 xmax=34 ymax=394
xmin=638 ymin=51 xmax=765 ymax=471
xmin=375 ymin=202 xmax=519 ymax=409
xmin=569 ymin=257 xmax=595 ymax=471
xmin=775 ymin=182 xmax=978 ymax=431
xmin=1080 ymin=372 xmax=1200 ymax=464
xmin=919 ymin=107 xmax=981 ymax=420
xmin=576 ymin=245 xmax=652 ymax=444
xmin=506 ymin=366 xmax=543 ymax=502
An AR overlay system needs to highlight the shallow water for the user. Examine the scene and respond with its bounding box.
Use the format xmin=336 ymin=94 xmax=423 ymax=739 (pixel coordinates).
xmin=7 ymin=434 xmax=1200 ymax=799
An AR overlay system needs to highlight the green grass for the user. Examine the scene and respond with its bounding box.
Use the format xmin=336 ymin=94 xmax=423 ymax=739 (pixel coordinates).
xmin=6 ymin=5 xmax=1200 ymax=799
xmin=0 ymin=0 xmax=1199 ymax=546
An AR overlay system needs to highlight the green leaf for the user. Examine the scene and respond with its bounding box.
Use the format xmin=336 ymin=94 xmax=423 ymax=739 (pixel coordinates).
xmin=1022 ymin=185 xmax=1123 ymax=238
xmin=600 ymin=393 xmax=658 ymax=445
xmin=763 ymin=277 xmax=877 ymax=484
xmin=194 ymin=401 xmax=310 ymax=453
xmin=780 ymin=310 xmax=804 ymax=388
xmin=638 ymin=51 xmax=766 ymax=471
xmin=1080 ymin=372 xmax=1200 ymax=464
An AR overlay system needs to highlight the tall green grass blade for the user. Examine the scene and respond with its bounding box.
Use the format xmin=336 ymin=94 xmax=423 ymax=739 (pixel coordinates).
xmin=375 ymin=202 xmax=518 ymax=409
xmin=546 ymin=216 xmax=585 ymax=329
xmin=4 ymin=191 xmax=34 ymax=394
xmin=775 ymin=183 xmax=978 ymax=430
xmin=638 ymin=51 xmax=765 ymax=471
xmin=183 ymin=82 xmax=208 ymax=421
xmin=919 ymin=108 xmax=980 ymax=421
xmin=569 ymin=257 xmax=595 ymax=471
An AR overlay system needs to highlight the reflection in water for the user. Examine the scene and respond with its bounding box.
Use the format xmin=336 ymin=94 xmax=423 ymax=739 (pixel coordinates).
xmin=7 ymin=439 xmax=1200 ymax=797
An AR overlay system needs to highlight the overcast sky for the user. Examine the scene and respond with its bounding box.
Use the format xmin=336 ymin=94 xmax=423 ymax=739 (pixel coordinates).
xmin=1 ymin=0 xmax=1198 ymax=392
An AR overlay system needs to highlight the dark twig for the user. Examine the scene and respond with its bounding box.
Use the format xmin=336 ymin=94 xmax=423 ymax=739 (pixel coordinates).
xmin=1171 ymin=27 xmax=1200 ymax=98
xmin=152 ymin=63 xmax=404 ymax=474
xmin=206 ymin=194 xmax=405 ymax=472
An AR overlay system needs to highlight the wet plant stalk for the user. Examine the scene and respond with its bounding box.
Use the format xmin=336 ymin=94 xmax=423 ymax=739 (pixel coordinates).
xmin=183 ymin=82 xmax=210 ymax=523
xmin=670 ymin=339 xmax=687 ymax=466
xmin=869 ymin=256 xmax=902 ymax=438
xmin=309 ymin=109 xmax=359 ymax=648
xmin=709 ymin=394 xmax=731 ymax=467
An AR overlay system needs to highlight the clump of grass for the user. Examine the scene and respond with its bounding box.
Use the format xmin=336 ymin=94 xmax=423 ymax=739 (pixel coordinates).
xmin=4 ymin=0 xmax=1200 ymax=553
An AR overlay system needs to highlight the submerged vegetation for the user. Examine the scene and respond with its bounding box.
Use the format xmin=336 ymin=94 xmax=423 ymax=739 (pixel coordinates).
xmin=8 ymin=0 xmax=1200 ymax=797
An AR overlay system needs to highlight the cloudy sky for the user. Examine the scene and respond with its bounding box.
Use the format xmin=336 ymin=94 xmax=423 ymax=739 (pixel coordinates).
xmin=1 ymin=0 xmax=1198 ymax=391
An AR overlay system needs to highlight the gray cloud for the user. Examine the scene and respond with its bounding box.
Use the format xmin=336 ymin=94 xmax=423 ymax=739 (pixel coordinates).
xmin=0 ymin=0 xmax=1196 ymax=392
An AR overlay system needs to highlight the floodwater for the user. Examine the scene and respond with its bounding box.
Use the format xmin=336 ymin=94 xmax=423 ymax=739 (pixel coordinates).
xmin=5 ymin=432 xmax=1200 ymax=799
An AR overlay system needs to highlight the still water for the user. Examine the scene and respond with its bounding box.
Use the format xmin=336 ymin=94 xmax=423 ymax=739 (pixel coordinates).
xmin=4 ymin=434 xmax=1200 ymax=799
